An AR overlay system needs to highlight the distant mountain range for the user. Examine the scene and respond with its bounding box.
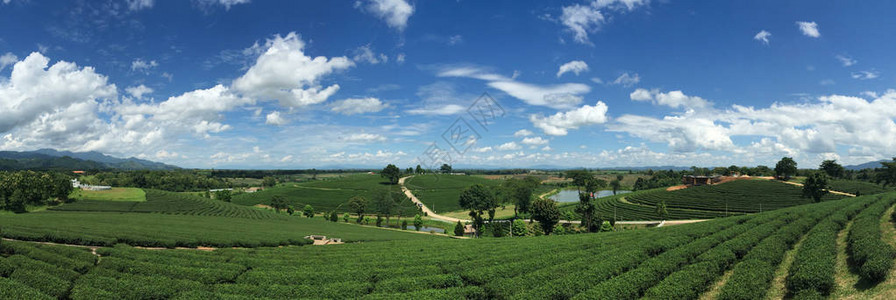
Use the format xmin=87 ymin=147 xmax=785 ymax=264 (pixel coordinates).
xmin=845 ymin=160 xmax=890 ymax=171
xmin=0 ymin=149 xmax=179 ymax=171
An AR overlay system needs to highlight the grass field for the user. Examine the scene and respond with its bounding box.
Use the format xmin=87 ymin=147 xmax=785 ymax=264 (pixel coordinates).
xmin=626 ymin=179 xmax=846 ymax=214
xmin=405 ymin=174 xmax=502 ymax=213
xmin=69 ymin=188 xmax=146 ymax=202
xmin=232 ymin=174 xmax=418 ymax=214
xmin=2 ymin=193 xmax=893 ymax=299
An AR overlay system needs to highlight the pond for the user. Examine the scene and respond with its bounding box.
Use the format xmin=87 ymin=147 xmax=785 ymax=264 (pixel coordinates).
xmin=550 ymin=189 xmax=631 ymax=203
xmin=404 ymin=226 xmax=446 ymax=233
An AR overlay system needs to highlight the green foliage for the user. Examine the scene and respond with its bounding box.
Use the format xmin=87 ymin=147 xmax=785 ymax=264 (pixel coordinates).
xmin=348 ymin=195 xmax=367 ymax=223
xmin=655 ymin=199 xmax=668 ymax=220
xmin=802 ymin=172 xmax=829 ymax=203
xmin=302 ymin=205 xmax=314 ymax=218
xmin=329 ymin=211 xmax=338 ymax=222
xmin=269 ymin=195 xmax=287 ymax=211
xmin=405 ymin=174 xmax=501 ymax=212
xmin=413 ymin=214 xmax=423 ymax=231
xmin=440 ymin=164 xmax=452 ymax=173
xmin=876 ymin=158 xmax=896 ymax=187
xmin=231 ymin=174 xmax=415 ymax=214
xmin=819 ymin=160 xmax=845 ymax=179
xmin=458 ymin=184 xmax=499 ymax=235
xmin=846 ymin=195 xmax=896 ymax=282
xmin=511 ymin=219 xmax=529 ymax=236
xmin=51 ymin=189 xmax=279 ymax=219
xmin=775 ymin=157 xmax=798 ymax=180
xmin=380 ymin=164 xmax=401 ymax=185
xmin=454 ymin=221 xmax=464 ymax=236
xmin=401 ymin=220 xmax=408 ymax=230
xmin=261 ymin=176 xmax=277 ymax=188
xmin=531 ymin=198 xmax=560 ymax=235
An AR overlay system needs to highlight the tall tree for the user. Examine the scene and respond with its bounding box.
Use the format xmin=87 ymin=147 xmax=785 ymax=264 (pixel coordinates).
xmin=876 ymin=158 xmax=896 ymax=187
xmin=501 ymin=177 xmax=539 ymax=216
xmin=609 ymin=179 xmax=621 ymax=196
xmin=655 ymin=199 xmax=668 ymax=220
xmin=215 ymin=190 xmax=232 ymax=202
xmin=440 ymin=164 xmax=453 ymax=173
xmin=774 ymin=157 xmax=798 ymax=180
xmin=373 ymin=189 xmax=396 ymax=224
xmin=802 ymin=172 xmax=830 ymax=203
xmin=347 ymin=195 xmax=368 ymax=223
xmin=270 ymin=195 xmax=288 ymax=212
xmin=415 ymin=165 xmax=424 ymax=174
xmin=531 ymin=198 xmax=560 ymax=235
xmin=819 ymin=160 xmax=845 ymax=179
xmin=380 ymin=164 xmax=401 ymax=185
xmin=458 ymin=184 xmax=498 ymax=237
xmin=261 ymin=176 xmax=277 ymax=187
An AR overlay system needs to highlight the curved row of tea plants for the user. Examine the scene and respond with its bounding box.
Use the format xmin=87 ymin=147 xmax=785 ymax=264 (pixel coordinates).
xmin=51 ymin=189 xmax=279 ymax=219
xmin=626 ymin=180 xmax=845 ymax=213
xmin=846 ymin=195 xmax=896 ymax=282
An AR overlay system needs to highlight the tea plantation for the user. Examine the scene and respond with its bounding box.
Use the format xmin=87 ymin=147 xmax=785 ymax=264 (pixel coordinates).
xmin=2 ymin=193 xmax=894 ymax=299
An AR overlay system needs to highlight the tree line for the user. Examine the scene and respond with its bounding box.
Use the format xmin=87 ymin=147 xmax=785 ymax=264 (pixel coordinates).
xmin=0 ymin=171 xmax=73 ymax=213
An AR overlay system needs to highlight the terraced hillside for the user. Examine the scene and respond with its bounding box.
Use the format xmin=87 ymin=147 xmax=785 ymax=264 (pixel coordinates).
xmin=2 ymin=193 xmax=894 ymax=299
xmin=404 ymin=175 xmax=501 ymax=213
xmin=626 ymin=179 xmax=845 ymax=214
xmin=233 ymin=174 xmax=417 ymax=214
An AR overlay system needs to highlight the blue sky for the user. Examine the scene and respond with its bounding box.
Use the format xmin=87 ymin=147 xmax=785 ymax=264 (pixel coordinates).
xmin=1 ymin=0 xmax=895 ymax=169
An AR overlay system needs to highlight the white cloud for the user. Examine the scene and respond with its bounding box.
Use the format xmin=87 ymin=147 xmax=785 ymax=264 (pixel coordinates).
xmin=265 ymin=111 xmax=287 ymax=126
xmin=126 ymin=0 xmax=153 ymax=11
xmin=406 ymin=104 xmax=466 ymax=116
xmin=232 ymin=32 xmax=353 ymax=107
xmin=125 ymin=84 xmax=153 ymax=99
xmin=851 ymin=70 xmax=879 ymax=80
xmin=861 ymin=91 xmax=878 ymax=98
xmin=330 ymin=97 xmax=388 ymax=115
xmin=610 ymin=72 xmax=640 ymax=87
xmin=280 ymin=155 xmax=293 ymax=162
xmin=130 ymin=59 xmax=158 ymax=73
xmin=558 ymin=0 xmax=649 ymax=44
xmin=343 ymin=133 xmax=387 ymax=143
xmin=196 ymin=0 xmax=250 ymax=10
xmin=396 ymin=53 xmax=406 ymax=64
xmin=521 ymin=136 xmax=549 ymax=146
xmin=155 ymin=149 xmax=179 ymax=159
xmin=0 ymin=52 xmax=17 ymax=72
xmin=796 ymin=21 xmax=820 ymax=38
xmin=753 ymin=30 xmax=771 ymax=45
xmin=557 ymin=60 xmax=589 ymax=77
xmin=819 ymin=79 xmax=835 ymax=86
xmin=497 ymin=142 xmax=522 ymax=151
xmin=530 ymin=101 xmax=609 ymax=136
xmin=488 ymin=81 xmax=590 ymax=109
xmin=407 ymin=81 xmax=475 ymax=115
xmin=448 ymin=35 xmax=464 ymax=45
xmin=629 ymin=88 xmax=711 ymax=109
xmin=360 ymin=0 xmax=414 ymax=31
xmin=472 ymin=146 xmax=492 ymax=153
xmin=353 ymin=45 xmax=388 ymax=64
xmin=835 ymin=55 xmax=856 ymax=67
xmin=513 ymin=129 xmax=534 ymax=137
xmin=0 ymin=52 xmax=117 ymax=133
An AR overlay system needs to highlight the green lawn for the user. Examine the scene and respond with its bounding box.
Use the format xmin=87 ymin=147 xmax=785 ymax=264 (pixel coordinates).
xmin=232 ymin=174 xmax=418 ymax=214
xmin=69 ymin=188 xmax=146 ymax=202
xmin=405 ymin=174 xmax=502 ymax=213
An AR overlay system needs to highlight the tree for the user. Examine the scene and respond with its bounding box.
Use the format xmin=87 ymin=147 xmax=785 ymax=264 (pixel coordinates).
xmin=343 ymin=213 xmax=350 ymax=223
xmin=576 ymin=177 xmax=605 ymax=232
xmin=511 ymin=219 xmax=529 ymax=236
xmin=531 ymin=198 xmax=560 ymax=235
xmin=215 ymin=190 xmax=232 ymax=202
xmin=373 ymin=189 xmax=396 ymax=224
xmin=262 ymin=176 xmax=277 ymax=188
xmin=401 ymin=220 xmax=408 ymax=230
xmin=380 ymin=164 xmax=401 ymax=185
xmin=303 ymin=204 xmax=314 ymax=218
xmin=413 ymin=214 xmax=424 ymax=231
xmin=458 ymin=184 xmax=499 ymax=237
xmin=609 ymin=179 xmax=621 ymax=196
xmin=875 ymin=158 xmax=896 ymax=187
xmin=329 ymin=211 xmax=338 ymax=222
xmin=454 ymin=221 xmax=465 ymax=236
xmin=347 ymin=195 xmax=368 ymax=223
xmin=270 ymin=195 xmax=288 ymax=212
xmin=655 ymin=199 xmax=668 ymax=220
xmin=774 ymin=157 xmax=798 ymax=180
xmin=802 ymin=172 xmax=830 ymax=203
xmin=440 ymin=164 xmax=452 ymax=173
xmin=819 ymin=160 xmax=845 ymax=179
xmin=501 ymin=177 xmax=538 ymax=216
xmin=286 ymin=206 xmax=294 ymax=215
xmin=416 ymin=165 xmax=424 ymax=174
xmin=405 ymin=167 xmax=414 ymax=175
xmin=565 ymin=169 xmax=592 ymax=192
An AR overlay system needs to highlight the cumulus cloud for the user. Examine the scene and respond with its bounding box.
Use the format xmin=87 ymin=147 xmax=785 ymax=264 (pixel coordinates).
xmin=265 ymin=111 xmax=287 ymax=125
xmin=835 ymin=55 xmax=856 ymax=67
xmin=359 ymin=0 xmax=414 ymax=31
xmin=629 ymin=88 xmax=711 ymax=109
xmin=232 ymin=32 xmax=353 ymax=107
xmin=558 ymin=0 xmax=649 ymax=44
xmin=343 ymin=133 xmax=387 ymax=143
xmin=497 ymin=142 xmax=522 ymax=151
xmin=125 ymin=84 xmax=153 ymax=99
xmin=521 ymin=136 xmax=549 ymax=146
xmin=753 ymin=30 xmax=771 ymax=45
xmin=130 ymin=59 xmax=158 ymax=73
xmin=514 ymin=129 xmax=534 ymax=137
xmin=530 ymin=101 xmax=609 ymax=136
xmin=0 ymin=52 xmax=18 ymax=72
xmin=796 ymin=21 xmax=820 ymax=38
xmin=330 ymin=97 xmax=388 ymax=115
xmin=610 ymin=72 xmax=640 ymax=87
xmin=557 ymin=60 xmax=589 ymax=77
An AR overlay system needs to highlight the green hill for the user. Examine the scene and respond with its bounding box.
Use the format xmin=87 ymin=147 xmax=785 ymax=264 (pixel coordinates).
xmin=404 ymin=174 xmax=502 ymax=213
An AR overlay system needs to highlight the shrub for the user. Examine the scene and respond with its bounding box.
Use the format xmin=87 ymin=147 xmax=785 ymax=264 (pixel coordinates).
xmin=413 ymin=214 xmax=423 ymax=231
xmin=401 ymin=220 xmax=408 ymax=230
xmin=454 ymin=221 xmax=464 ymax=236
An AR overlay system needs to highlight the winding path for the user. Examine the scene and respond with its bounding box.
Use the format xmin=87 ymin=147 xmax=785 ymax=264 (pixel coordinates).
xmin=398 ymin=176 xmax=703 ymax=226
